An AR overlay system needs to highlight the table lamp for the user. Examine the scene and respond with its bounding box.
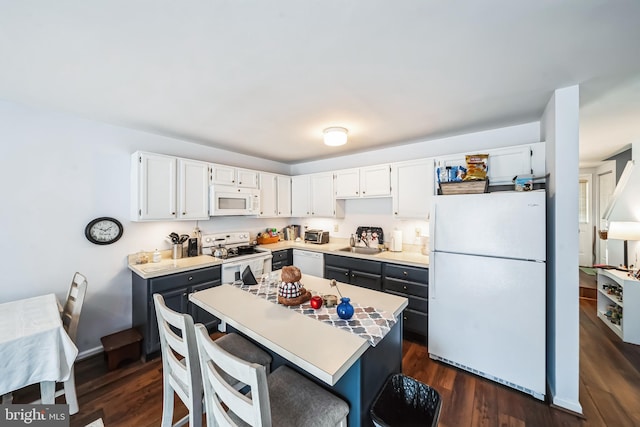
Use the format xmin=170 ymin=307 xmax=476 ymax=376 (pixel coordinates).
xmin=607 ymin=221 xmax=640 ymax=269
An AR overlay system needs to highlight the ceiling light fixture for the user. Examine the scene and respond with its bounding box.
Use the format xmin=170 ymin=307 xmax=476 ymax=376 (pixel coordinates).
xmin=323 ymin=127 xmax=348 ymax=146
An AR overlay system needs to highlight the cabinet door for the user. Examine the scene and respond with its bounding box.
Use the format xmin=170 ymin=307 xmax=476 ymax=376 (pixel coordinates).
xmin=177 ymin=159 xmax=209 ymax=220
xmin=237 ymin=168 xmax=259 ymax=188
xmin=487 ymin=145 xmax=532 ymax=185
xmin=210 ymin=164 xmax=236 ymax=185
xmin=276 ymin=175 xmax=292 ymax=216
xmin=361 ymin=164 xmax=391 ymax=197
xmin=391 ymin=159 xmax=434 ymax=219
xmin=291 ymin=175 xmax=311 ymax=216
xmin=148 ymin=286 xmax=189 ymax=353
xmin=189 ymin=280 xmax=221 ymax=330
xmin=259 ymin=172 xmax=278 ymax=217
xmin=325 ymin=265 xmax=350 ymax=282
xmin=136 ymin=152 xmax=177 ymax=220
xmin=310 ymin=173 xmax=335 ymax=217
xmin=335 ymin=169 xmax=360 ymax=198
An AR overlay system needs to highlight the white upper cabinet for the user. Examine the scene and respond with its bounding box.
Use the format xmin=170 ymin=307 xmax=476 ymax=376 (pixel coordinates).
xmin=334 ymin=165 xmax=391 ymax=199
xmin=237 ymin=168 xmax=259 ymax=188
xmin=291 ymin=175 xmax=311 ymax=216
xmin=335 ymin=168 xmax=360 ymax=198
xmin=177 ymin=158 xmax=210 ymax=220
xmin=131 ymin=152 xmax=209 ymax=221
xmin=276 ymin=175 xmax=292 ymax=216
xmin=259 ymin=173 xmax=291 ymax=217
xmin=291 ymin=173 xmax=344 ymax=218
xmin=360 ymin=164 xmax=391 ymax=197
xmin=310 ymin=173 xmax=335 ymax=217
xmin=211 ymin=164 xmax=259 ymax=188
xmin=436 ymin=144 xmax=535 ymax=185
xmin=487 ymin=145 xmax=533 ymax=184
xmin=391 ymin=159 xmax=435 ymax=219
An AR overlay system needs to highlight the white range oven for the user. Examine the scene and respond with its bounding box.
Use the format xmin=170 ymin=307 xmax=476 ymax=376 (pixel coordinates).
xmin=201 ymin=231 xmax=272 ymax=283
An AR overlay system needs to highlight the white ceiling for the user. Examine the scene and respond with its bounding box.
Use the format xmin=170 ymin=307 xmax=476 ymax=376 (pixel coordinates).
xmin=1 ymin=1 xmax=639 ymax=166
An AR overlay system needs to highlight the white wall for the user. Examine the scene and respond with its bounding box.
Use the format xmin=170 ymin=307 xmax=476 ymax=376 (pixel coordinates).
xmin=0 ymin=100 xmax=291 ymax=356
xmin=291 ymin=122 xmax=541 ymax=174
xmin=541 ymin=86 xmax=582 ymax=413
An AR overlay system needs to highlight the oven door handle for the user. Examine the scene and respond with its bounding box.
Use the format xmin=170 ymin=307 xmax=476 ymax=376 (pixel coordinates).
xmin=222 ymin=260 xmax=245 ymax=268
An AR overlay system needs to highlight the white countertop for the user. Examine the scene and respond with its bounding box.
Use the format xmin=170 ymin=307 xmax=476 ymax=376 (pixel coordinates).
xmin=128 ymin=254 xmax=222 ymax=279
xmin=128 ymin=238 xmax=429 ymax=279
xmin=189 ymin=274 xmax=408 ymax=386
xmin=257 ymin=238 xmax=429 ymax=267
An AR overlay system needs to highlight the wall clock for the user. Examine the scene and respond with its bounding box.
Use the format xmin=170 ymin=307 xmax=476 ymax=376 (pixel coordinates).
xmin=85 ymin=217 xmax=124 ymax=245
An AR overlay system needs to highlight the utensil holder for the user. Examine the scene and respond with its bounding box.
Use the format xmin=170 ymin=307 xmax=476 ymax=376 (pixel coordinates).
xmin=172 ymin=244 xmax=183 ymax=259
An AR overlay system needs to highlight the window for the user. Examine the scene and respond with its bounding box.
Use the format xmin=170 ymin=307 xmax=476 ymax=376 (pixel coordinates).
xmin=579 ymin=179 xmax=589 ymax=223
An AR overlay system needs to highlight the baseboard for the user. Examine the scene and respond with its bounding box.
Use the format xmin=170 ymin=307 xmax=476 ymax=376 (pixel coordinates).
xmin=551 ymin=395 xmax=583 ymax=416
xmin=78 ymin=346 xmax=104 ymax=361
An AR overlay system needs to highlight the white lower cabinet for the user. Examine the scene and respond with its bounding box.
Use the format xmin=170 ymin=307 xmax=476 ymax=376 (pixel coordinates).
xmin=391 ymin=159 xmax=434 ymax=219
xmin=131 ymin=152 xmax=209 ymax=221
xmin=597 ymin=269 xmax=640 ymax=345
xmin=259 ymin=172 xmax=291 ymax=217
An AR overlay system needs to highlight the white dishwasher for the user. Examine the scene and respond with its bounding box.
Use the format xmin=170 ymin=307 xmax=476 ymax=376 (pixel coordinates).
xmin=292 ymin=249 xmax=324 ymax=277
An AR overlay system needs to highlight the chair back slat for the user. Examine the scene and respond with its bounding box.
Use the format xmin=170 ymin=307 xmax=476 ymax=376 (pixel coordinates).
xmin=195 ymin=324 xmax=271 ymax=427
xmin=62 ymin=272 xmax=88 ymax=342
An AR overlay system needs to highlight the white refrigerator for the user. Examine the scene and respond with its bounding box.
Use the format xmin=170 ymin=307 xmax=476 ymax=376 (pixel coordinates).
xmin=428 ymin=190 xmax=546 ymax=400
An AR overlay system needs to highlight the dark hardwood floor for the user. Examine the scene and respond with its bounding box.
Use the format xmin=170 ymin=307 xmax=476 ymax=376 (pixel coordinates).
xmin=11 ymin=289 xmax=640 ymax=426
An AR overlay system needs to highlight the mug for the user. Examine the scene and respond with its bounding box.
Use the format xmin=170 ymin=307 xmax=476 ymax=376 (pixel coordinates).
xmin=322 ymin=294 xmax=338 ymax=307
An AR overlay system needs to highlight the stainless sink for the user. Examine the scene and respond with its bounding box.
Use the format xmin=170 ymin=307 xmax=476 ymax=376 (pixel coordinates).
xmin=338 ymin=246 xmax=383 ymax=255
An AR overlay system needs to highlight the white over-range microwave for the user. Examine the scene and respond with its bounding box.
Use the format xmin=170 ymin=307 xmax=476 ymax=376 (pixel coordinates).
xmin=210 ymin=185 xmax=260 ymax=216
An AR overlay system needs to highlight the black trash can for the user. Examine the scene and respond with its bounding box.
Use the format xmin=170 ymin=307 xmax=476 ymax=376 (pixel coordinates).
xmin=370 ymin=374 xmax=442 ymax=427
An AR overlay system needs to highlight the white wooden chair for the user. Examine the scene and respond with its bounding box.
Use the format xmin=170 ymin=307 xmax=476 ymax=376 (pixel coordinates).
xmin=194 ymin=324 xmax=349 ymax=427
xmin=30 ymin=272 xmax=88 ymax=414
xmin=58 ymin=272 xmax=88 ymax=415
xmin=153 ymin=294 xmax=273 ymax=427
xmin=154 ymin=293 xmax=203 ymax=427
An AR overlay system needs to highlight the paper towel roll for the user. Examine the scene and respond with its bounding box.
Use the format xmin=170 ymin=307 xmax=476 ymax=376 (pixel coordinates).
xmin=391 ymin=229 xmax=403 ymax=252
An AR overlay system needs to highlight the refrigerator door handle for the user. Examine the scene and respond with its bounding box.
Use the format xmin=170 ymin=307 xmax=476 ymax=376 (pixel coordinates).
xmin=431 ymin=204 xmax=436 ymax=252
xmin=430 ymin=254 xmax=435 ymax=299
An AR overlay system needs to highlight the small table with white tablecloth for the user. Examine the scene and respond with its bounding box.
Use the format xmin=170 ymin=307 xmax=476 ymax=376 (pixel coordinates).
xmin=0 ymin=293 xmax=78 ymax=403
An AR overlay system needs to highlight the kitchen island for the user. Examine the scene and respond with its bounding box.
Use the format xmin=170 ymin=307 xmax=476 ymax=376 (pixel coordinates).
xmin=189 ymin=274 xmax=408 ymax=427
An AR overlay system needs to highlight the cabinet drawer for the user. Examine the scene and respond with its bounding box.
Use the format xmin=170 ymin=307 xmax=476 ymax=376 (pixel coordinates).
xmin=384 ymin=264 xmax=428 ymax=284
xmin=325 ymin=265 xmax=350 ymax=282
xmin=384 ymin=278 xmax=428 ymax=299
xmin=150 ymin=267 xmax=220 ymax=293
xmin=351 ymin=271 xmax=382 ymax=291
xmin=402 ymin=309 xmax=428 ymax=336
xmin=386 ymin=290 xmax=428 ymax=313
xmin=272 ymin=250 xmax=290 ymax=263
xmin=325 ymin=254 xmax=381 ymax=274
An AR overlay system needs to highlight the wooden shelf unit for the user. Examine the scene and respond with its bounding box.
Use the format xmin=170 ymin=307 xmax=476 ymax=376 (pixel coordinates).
xmin=596 ymin=269 xmax=640 ymax=345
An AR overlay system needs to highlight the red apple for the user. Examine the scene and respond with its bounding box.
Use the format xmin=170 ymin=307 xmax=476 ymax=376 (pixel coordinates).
xmin=310 ymin=295 xmax=323 ymax=309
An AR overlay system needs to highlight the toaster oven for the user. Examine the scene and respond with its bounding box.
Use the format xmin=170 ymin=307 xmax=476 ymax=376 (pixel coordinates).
xmin=304 ymin=229 xmax=329 ymax=244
